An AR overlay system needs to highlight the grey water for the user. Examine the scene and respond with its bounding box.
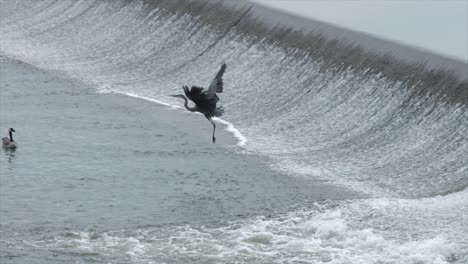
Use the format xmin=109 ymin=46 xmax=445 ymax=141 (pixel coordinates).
xmin=1 ymin=58 xmax=352 ymax=263
xmin=1 ymin=0 xmax=467 ymax=263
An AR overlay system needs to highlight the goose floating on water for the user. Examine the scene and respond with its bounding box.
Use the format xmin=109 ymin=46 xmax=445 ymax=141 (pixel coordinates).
xmin=2 ymin=128 xmax=17 ymax=149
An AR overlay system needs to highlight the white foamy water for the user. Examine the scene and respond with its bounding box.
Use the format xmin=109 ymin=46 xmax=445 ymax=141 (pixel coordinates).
xmin=29 ymin=190 xmax=467 ymax=263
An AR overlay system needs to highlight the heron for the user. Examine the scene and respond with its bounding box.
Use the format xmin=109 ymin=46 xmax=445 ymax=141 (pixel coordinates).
xmin=170 ymin=64 xmax=226 ymax=143
xmin=2 ymin=128 xmax=17 ymax=149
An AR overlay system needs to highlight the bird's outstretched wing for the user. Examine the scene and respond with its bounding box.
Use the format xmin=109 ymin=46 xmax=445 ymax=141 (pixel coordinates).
xmin=207 ymin=64 xmax=226 ymax=95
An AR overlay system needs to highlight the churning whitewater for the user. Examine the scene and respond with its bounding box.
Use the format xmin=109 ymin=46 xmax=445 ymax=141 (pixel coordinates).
xmin=1 ymin=0 xmax=467 ymax=263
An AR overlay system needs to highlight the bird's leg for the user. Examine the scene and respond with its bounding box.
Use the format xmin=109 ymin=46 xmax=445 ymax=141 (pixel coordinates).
xmin=209 ymin=118 xmax=216 ymax=143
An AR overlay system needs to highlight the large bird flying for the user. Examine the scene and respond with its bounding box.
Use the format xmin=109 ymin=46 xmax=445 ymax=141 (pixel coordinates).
xmin=170 ymin=64 xmax=226 ymax=143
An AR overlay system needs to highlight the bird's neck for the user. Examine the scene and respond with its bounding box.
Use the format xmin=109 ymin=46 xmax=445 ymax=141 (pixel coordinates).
xmin=9 ymin=131 xmax=13 ymax=142
xmin=183 ymin=97 xmax=197 ymax=112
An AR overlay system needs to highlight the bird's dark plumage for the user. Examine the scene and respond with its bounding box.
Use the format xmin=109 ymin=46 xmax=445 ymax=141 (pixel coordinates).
xmin=170 ymin=64 xmax=227 ymax=143
xmin=183 ymin=85 xmax=220 ymax=117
